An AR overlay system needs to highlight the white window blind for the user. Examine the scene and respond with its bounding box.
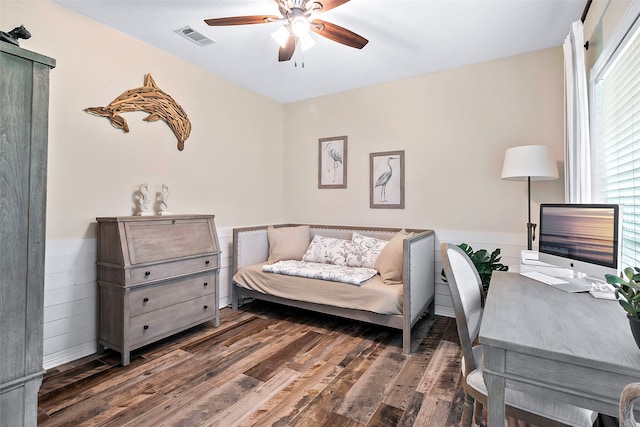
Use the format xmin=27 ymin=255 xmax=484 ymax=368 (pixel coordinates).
xmin=593 ymin=12 xmax=640 ymax=269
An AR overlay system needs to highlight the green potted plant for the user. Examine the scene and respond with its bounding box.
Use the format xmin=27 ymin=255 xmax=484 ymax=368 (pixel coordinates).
xmin=441 ymin=243 xmax=508 ymax=293
xmin=606 ymin=267 xmax=640 ymax=348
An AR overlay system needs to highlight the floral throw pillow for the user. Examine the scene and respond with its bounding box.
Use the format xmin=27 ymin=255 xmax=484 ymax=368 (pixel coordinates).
xmin=346 ymin=232 xmax=389 ymax=268
xmin=302 ymin=235 xmax=351 ymax=266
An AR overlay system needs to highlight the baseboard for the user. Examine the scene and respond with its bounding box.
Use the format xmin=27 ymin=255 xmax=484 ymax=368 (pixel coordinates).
xmin=43 ymin=342 xmax=97 ymax=370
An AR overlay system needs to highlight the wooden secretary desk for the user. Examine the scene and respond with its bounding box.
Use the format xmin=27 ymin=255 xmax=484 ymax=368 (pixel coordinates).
xmin=96 ymin=215 xmax=221 ymax=366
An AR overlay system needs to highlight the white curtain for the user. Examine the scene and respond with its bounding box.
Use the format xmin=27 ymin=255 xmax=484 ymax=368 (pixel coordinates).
xmin=563 ymin=20 xmax=591 ymax=203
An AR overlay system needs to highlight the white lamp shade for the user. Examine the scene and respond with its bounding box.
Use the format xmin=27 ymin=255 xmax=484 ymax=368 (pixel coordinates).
xmin=501 ymin=145 xmax=559 ymax=181
xmin=271 ymin=25 xmax=291 ymax=48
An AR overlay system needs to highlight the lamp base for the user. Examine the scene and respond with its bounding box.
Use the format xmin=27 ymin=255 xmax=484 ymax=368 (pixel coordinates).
xmin=526 ymin=222 xmax=537 ymax=251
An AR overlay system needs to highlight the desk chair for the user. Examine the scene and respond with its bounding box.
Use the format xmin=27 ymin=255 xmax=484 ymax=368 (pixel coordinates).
xmin=621 ymin=382 xmax=640 ymax=426
xmin=440 ymin=243 xmax=597 ymax=427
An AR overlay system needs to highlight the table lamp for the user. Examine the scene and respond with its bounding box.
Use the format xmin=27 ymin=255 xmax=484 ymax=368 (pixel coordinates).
xmin=501 ymin=145 xmax=558 ymax=250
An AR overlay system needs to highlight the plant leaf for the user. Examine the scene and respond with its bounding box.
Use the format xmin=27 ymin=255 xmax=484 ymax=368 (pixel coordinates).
xmin=625 ymin=267 xmax=636 ymax=280
xmin=606 ymin=274 xmax=626 ymax=285
xmin=620 ymin=299 xmax=638 ymax=316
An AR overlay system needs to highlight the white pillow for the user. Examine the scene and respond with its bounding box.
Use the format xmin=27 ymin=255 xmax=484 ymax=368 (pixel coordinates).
xmin=346 ymin=232 xmax=389 ymax=268
xmin=302 ymin=235 xmax=351 ymax=266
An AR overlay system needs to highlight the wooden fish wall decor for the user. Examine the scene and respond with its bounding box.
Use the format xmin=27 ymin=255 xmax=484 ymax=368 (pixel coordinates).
xmin=84 ymin=74 xmax=191 ymax=151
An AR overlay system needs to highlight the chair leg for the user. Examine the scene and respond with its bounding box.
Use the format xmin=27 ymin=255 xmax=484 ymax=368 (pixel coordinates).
xmin=472 ymin=400 xmax=483 ymax=426
xmin=461 ymin=392 xmax=474 ymax=427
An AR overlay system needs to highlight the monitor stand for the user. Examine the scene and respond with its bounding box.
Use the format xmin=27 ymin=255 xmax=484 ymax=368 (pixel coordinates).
xmin=567 ymin=271 xmax=607 ymax=285
xmin=519 ymin=263 xmax=596 ymax=292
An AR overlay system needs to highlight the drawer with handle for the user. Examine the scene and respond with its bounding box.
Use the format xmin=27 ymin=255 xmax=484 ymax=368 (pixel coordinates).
xmin=129 ymin=295 xmax=215 ymax=345
xmin=130 ymin=255 xmax=218 ymax=284
xmin=129 ymin=272 xmax=215 ymax=317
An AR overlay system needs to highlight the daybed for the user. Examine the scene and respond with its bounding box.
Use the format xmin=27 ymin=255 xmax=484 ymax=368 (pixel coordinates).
xmin=231 ymin=224 xmax=435 ymax=353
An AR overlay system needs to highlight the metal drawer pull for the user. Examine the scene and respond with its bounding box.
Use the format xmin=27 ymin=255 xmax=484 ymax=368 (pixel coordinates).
xmin=205 ymin=260 xmax=210 ymax=265
xmin=203 ymin=305 xmax=208 ymax=310
xmin=203 ymin=282 xmax=208 ymax=287
xmin=143 ymin=297 xmax=149 ymax=303
xmin=143 ymin=325 xmax=149 ymax=330
xmin=144 ymin=271 xmax=151 ymax=276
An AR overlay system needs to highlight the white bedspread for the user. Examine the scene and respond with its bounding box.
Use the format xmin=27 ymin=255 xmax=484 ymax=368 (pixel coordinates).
xmin=262 ymin=260 xmax=377 ymax=286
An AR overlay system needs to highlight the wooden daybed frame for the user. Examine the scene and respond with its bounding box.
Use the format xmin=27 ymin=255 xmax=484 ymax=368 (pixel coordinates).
xmin=231 ymin=224 xmax=435 ymax=354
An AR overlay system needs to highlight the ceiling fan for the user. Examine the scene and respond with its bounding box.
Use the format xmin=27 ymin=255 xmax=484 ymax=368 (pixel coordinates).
xmin=204 ymin=0 xmax=368 ymax=62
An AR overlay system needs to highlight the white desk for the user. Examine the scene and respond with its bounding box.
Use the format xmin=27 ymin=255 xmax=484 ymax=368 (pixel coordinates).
xmin=479 ymin=271 xmax=640 ymax=426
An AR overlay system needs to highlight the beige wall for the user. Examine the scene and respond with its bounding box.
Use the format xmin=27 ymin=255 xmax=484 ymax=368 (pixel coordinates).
xmin=283 ymin=48 xmax=565 ymax=234
xmin=2 ymin=0 xmax=285 ymax=241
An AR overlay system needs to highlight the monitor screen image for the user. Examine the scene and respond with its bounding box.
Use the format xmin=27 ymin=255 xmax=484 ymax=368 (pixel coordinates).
xmin=538 ymin=204 xmax=620 ymax=270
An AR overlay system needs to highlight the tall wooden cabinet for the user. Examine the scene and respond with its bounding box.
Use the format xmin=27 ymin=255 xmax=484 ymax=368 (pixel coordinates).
xmin=0 ymin=44 xmax=55 ymax=425
xmin=96 ymin=215 xmax=220 ymax=366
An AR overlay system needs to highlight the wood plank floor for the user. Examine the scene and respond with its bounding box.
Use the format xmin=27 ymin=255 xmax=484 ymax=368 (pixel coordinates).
xmin=37 ymin=301 xmax=469 ymax=426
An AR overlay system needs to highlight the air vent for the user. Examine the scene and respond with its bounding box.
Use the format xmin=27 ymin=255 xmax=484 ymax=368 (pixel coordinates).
xmin=174 ymin=26 xmax=215 ymax=47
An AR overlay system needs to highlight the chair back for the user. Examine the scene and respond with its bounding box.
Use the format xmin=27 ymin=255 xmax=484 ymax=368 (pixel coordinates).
xmin=621 ymin=382 xmax=640 ymax=427
xmin=441 ymin=243 xmax=485 ymax=375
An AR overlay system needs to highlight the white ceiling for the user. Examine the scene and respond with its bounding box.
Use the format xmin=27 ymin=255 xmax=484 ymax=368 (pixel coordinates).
xmin=52 ymin=0 xmax=585 ymax=103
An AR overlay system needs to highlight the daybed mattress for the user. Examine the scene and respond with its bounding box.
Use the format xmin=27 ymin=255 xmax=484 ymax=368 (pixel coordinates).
xmin=233 ymin=263 xmax=403 ymax=315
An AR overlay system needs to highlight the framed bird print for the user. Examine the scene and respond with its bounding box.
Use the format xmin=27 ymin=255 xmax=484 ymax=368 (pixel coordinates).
xmin=370 ymin=150 xmax=405 ymax=209
xmin=318 ymin=136 xmax=347 ymax=189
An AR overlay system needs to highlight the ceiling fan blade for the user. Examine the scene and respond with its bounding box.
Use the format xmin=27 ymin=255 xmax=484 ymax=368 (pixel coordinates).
xmin=311 ymin=19 xmax=368 ymax=49
xmin=204 ymin=15 xmax=279 ymax=26
xmin=279 ymin=35 xmax=296 ymax=61
xmin=314 ymin=0 xmax=351 ymax=13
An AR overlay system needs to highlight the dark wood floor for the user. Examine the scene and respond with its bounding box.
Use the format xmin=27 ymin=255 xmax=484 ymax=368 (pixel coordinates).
xmin=37 ymin=301 xmax=468 ymax=426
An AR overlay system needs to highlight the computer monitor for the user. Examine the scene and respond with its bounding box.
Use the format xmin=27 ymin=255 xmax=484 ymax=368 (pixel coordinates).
xmin=538 ymin=203 xmax=621 ymax=280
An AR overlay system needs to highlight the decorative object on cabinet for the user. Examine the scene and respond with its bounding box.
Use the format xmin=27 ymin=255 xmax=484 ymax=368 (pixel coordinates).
xmin=96 ymin=215 xmax=221 ymax=366
xmin=0 ymin=43 xmax=55 ymax=425
xmin=158 ymin=184 xmax=172 ymax=215
xmin=135 ymin=183 xmax=153 ymax=216
xmin=0 ymin=25 xmax=31 ymax=46
xmin=370 ymin=150 xmax=405 ymax=209
xmin=318 ymin=136 xmax=347 ymax=189
xmin=84 ymin=74 xmax=191 ymax=151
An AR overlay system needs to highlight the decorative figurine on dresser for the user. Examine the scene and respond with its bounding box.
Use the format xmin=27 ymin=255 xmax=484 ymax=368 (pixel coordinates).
xmin=96 ymin=215 xmax=220 ymax=365
xmin=0 ymin=43 xmax=55 ymax=426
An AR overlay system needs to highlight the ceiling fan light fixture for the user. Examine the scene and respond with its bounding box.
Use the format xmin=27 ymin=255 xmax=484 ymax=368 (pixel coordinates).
xmin=271 ymin=25 xmax=291 ymax=48
xmin=204 ymin=0 xmax=368 ymax=62
xmin=290 ymin=15 xmax=310 ymax=38
xmin=300 ymin=33 xmax=316 ymax=51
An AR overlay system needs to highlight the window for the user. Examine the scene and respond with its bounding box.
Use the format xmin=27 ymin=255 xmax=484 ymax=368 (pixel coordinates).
xmin=591 ymin=3 xmax=640 ymax=269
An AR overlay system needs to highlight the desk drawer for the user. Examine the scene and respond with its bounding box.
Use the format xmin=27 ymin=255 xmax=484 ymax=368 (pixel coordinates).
xmin=129 ymin=273 xmax=215 ymax=316
xmin=125 ymin=218 xmax=218 ymax=264
xmin=129 ymin=295 xmax=214 ymax=345
xmin=130 ymin=255 xmax=218 ymax=284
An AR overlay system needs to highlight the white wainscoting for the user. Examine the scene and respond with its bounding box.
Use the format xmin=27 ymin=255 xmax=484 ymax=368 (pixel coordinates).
xmin=43 ymin=238 xmax=98 ymax=369
xmin=42 ymin=227 xmax=524 ymax=369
